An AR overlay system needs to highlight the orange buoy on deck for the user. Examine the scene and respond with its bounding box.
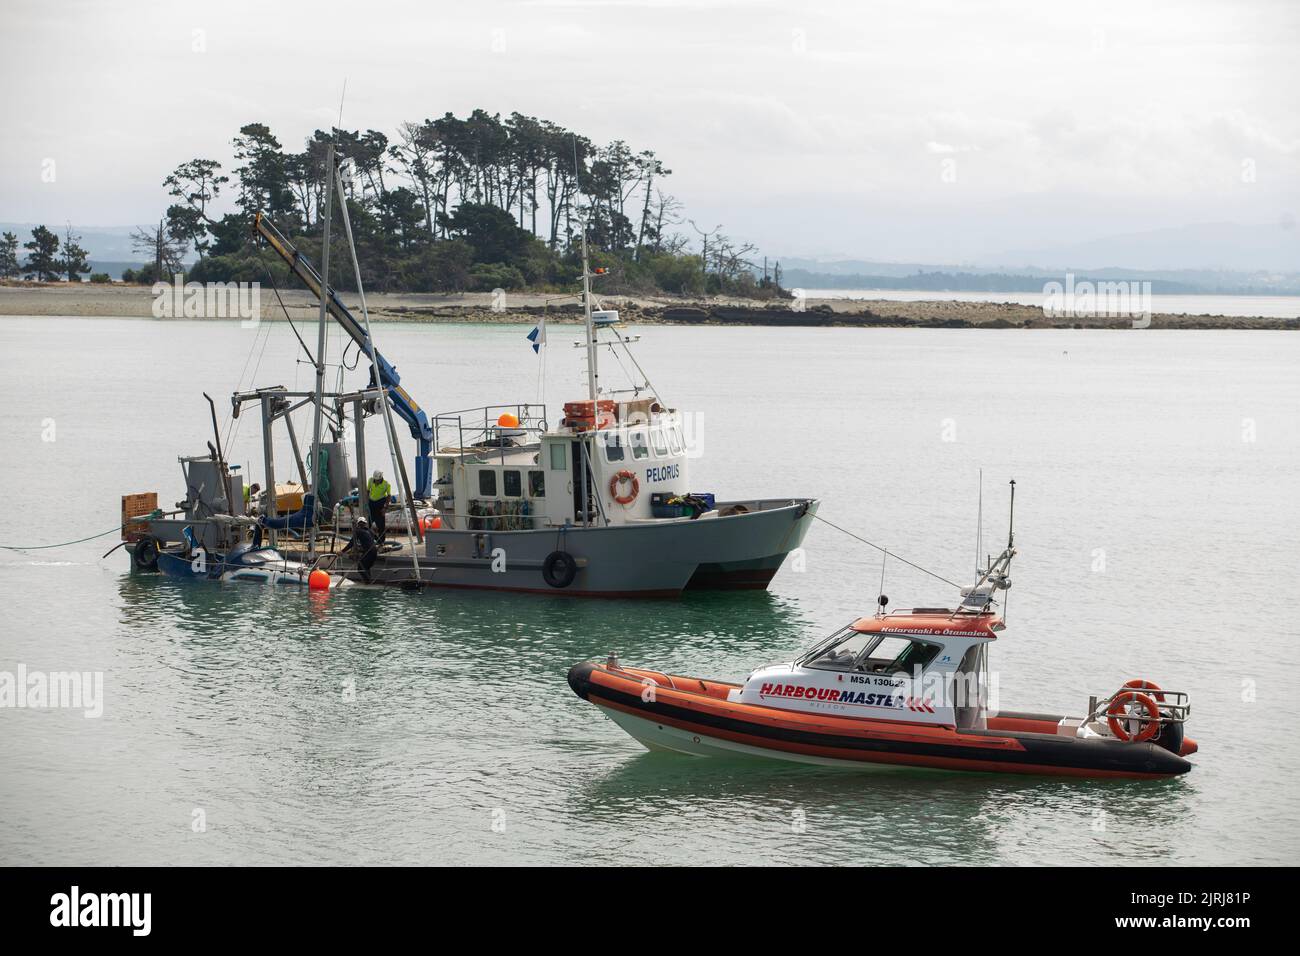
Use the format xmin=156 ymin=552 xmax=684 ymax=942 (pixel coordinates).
xmin=497 ymin=412 xmax=520 ymax=428
xmin=308 ymin=569 xmax=331 ymax=591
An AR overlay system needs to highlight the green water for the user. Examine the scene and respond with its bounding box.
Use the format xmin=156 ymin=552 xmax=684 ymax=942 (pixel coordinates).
xmin=2 ymin=318 xmax=1297 ymax=865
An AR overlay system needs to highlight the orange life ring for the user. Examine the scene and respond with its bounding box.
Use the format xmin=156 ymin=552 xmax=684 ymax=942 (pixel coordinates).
xmin=609 ymin=469 xmax=639 ymax=505
xmin=1107 ymin=691 xmax=1161 ymax=742
xmin=1123 ymin=678 xmax=1165 ymax=703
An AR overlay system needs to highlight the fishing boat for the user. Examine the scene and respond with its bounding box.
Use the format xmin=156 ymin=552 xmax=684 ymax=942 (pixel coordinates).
xmin=121 ymin=145 xmax=817 ymax=595
xmin=567 ymin=485 xmax=1198 ymax=778
xmin=414 ymin=227 xmax=817 ymax=596
xmin=124 ymin=158 xmax=811 ymax=598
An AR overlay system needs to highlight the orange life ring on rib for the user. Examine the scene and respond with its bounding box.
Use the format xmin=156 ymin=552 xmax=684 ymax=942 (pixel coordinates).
xmin=1123 ymin=678 xmax=1165 ymax=703
xmin=609 ymin=469 xmax=639 ymax=505
xmin=1107 ymin=691 xmax=1161 ymax=742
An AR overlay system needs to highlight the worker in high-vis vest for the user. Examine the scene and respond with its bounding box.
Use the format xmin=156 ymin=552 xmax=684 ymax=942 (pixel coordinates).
xmin=366 ymin=470 xmax=391 ymax=542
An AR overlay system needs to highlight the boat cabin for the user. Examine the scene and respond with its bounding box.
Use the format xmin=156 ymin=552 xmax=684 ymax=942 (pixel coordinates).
xmin=731 ymin=610 xmax=999 ymax=728
xmin=431 ymin=399 xmax=695 ymax=531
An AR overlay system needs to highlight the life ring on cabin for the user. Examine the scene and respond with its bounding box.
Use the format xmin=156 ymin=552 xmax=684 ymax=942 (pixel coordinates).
xmin=609 ymin=470 xmax=639 ymax=506
xmin=1107 ymin=690 xmax=1161 ymax=742
xmin=542 ymin=550 xmax=578 ymax=588
xmin=1123 ymin=678 xmax=1165 ymax=702
xmin=132 ymin=536 xmax=160 ymax=573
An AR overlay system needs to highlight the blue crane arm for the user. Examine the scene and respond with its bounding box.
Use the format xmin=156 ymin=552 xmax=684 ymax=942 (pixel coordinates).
xmin=253 ymin=213 xmax=434 ymax=497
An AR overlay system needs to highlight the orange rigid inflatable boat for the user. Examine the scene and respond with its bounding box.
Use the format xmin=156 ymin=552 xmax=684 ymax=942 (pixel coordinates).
xmin=568 ymin=500 xmax=1198 ymax=779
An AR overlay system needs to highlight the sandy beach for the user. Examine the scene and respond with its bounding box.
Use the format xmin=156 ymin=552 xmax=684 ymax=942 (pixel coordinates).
xmin=1 ymin=281 xmax=1295 ymax=329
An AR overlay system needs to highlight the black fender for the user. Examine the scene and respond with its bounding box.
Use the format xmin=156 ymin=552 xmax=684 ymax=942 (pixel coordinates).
xmin=132 ymin=536 xmax=160 ymax=573
xmin=542 ymin=550 xmax=577 ymax=588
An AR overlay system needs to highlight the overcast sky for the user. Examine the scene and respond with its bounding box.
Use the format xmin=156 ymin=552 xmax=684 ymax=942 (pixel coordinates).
xmin=1 ymin=0 xmax=1297 ymax=264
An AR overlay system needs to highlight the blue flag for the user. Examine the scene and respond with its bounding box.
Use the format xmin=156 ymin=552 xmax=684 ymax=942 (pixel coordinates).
xmin=527 ymin=318 xmax=546 ymax=353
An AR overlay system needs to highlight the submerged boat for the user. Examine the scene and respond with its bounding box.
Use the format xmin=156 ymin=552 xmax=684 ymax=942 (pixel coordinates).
xmin=568 ymin=489 xmax=1198 ymax=778
xmin=147 ymin=523 xmax=344 ymax=588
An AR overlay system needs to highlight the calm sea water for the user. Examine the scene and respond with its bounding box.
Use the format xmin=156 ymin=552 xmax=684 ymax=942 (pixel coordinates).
xmin=1 ymin=316 xmax=1297 ymax=866
xmin=806 ymin=288 xmax=1300 ymax=319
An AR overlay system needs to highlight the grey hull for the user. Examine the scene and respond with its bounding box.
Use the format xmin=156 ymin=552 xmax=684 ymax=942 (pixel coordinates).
xmin=423 ymin=498 xmax=818 ymax=596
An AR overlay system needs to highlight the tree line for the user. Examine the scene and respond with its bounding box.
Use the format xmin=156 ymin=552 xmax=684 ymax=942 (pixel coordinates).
xmin=140 ymin=111 xmax=784 ymax=297
xmin=0 ymin=226 xmax=101 ymax=283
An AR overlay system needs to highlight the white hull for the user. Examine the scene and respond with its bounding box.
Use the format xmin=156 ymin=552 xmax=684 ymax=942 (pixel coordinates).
xmin=595 ymin=704 xmax=929 ymax=772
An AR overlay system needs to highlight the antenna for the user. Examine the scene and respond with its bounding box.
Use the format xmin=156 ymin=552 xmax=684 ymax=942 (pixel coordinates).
xmin=1007 ymin=478 xmax=1016 ymax=550
xmin=570 ymin=135 xmax=598 ymax=402
xmin=877 ymin=549 xmax=889 ymax=617
xmin=975 ymin=468 xmax=983 ymax=575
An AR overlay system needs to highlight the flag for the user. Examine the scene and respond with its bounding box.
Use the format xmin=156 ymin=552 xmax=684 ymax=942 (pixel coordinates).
xmin=527 ymin=317 xmax=546 ymax=353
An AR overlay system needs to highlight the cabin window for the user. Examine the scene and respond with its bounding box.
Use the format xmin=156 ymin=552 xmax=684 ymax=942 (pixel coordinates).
xmin=667 ymin=426 xmax=685 ymax=456
xmin=805 ymin=630 xmax=877 ymax=670
xmin=549 ymin=443 xmax=566 ymax=470
xmin=528 ymin=470 xmax=545 ymax=498
xmin=650 ymin=428 xmax=668 ymax=457
xmin=602 ymin=431 xmax=625 ymax=462
xmin=478 ymin=470 xmax=497 ymax=496
xmin=859 ymin=636 xmax=941 ymax=675
xmin=630 ymin=429 xmax=649 ymax=461
xmin=503 ymin=470 xmax=522 ymax=497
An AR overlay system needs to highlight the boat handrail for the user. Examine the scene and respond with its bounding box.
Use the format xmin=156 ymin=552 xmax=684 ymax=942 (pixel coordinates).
xmin=1085 ymin=688 xmax=1191 ymax=725
xmin=432 ymin=403 xmax=547 ymax=465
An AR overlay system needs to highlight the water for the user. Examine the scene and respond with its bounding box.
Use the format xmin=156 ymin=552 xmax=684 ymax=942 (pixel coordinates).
xmin=805 ymin=288 xmax=1300 ymax=319
xmin=1 ymin=316 xmax=1298 ymax=865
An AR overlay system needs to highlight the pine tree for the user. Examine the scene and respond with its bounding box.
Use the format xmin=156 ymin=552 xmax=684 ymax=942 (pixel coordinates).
xmin=0 ymin=231 xmax=19 ymax=279
xmin=22 ymin=225 xmax=61 ymax=282
xmin=60 ymin=225 xmax=91 ymax=282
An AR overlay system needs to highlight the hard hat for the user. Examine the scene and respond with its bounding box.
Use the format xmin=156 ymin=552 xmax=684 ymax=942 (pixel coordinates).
xmin=372 ymin=470 xmax=383 ymax=481
xmin=354 ymin=517 xmax=368 ymax=527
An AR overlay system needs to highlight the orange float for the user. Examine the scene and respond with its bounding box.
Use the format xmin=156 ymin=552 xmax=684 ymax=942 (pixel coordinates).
xmin=609 ymin=469 xmax=639 ymax=505
xmin=1107 ymin=690 xmax=1161 ymax=742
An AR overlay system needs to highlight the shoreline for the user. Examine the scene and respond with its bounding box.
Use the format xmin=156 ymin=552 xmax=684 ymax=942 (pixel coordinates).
xmin=1 ymin=283 xmax=1296 ymax=330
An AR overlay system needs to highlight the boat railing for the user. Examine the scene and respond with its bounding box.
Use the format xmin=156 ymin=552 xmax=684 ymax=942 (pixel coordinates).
xmin=432 ymin=404 xmax=547 ymax=465
xmin=1086 ymin=688 xmax=1191 ymax=728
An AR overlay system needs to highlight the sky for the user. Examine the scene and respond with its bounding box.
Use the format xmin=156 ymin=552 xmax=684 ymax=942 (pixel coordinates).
xmin=1 ymin=0 xmax=1297 ymax=266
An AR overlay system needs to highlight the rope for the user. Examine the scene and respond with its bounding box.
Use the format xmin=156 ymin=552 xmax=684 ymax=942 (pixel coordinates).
xmin=810 ymin=512 xmax=963 ymax=590
xmin=0 ymin=510 xmax=166 ymax=551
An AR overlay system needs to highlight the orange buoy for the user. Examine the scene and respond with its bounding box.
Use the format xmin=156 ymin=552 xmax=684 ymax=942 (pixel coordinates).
xmin=609 ymin=469 xmax=639 ymax=505
xmin=1107 ymin=690 xmax=1160 ymax=742
xmin=1123 ymin=678 xmax=1165 ymax=702
xmin=430 ymin=514 xmax=442 ymax=529
xmin=308 ymin=569 xmax=331 ymax=591
xmin=497 ymin=412 xmax=520 ymax=428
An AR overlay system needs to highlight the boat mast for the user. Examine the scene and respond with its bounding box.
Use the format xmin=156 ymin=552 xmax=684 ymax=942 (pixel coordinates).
xmin=307 ymin=143 xmax=336 ymax=557
xmin=332 ymin=160 xmax=424 ymax=586
xmin=580 ymin=227 xmax=598 ymax=402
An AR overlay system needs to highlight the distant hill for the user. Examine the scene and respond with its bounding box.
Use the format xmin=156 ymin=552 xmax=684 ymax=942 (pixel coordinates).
xmin=982 ymin=220 xmax=1300 ymax=273
xmin=780 ymin=267 xmax=1300 ymax=296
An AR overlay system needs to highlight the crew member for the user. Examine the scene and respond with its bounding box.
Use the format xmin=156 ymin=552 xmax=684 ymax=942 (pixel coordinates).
xmin=243 ymin=483 xmax=262 ymax=514
xmin=344 ymin=517 xmax=379 ymax=584
xmin=366 ymin=470 xmax=391 ymax=542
